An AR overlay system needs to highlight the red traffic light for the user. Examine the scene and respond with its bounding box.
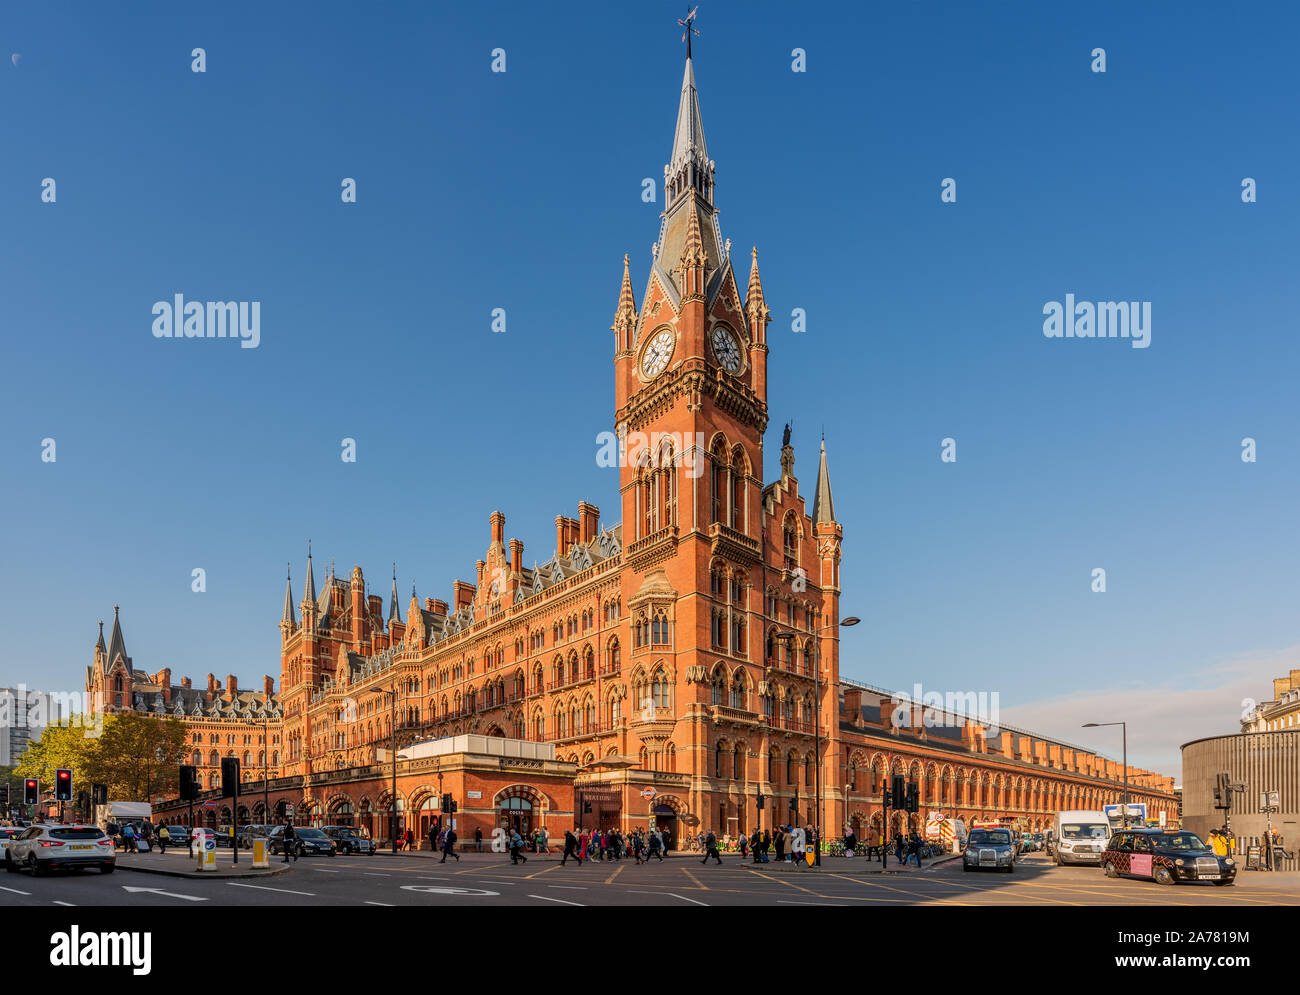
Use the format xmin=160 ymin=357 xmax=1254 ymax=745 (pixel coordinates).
xmin=25 ymin=779 xmax=36 ymax=789
xmin=57 ymin=771 xmax=70 ymax=781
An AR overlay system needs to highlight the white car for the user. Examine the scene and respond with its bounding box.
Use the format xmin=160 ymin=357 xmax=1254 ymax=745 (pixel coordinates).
xmin=0 ymin=827 xmax=23 ymax=855
xmin=5 ymin=824 xmax=116 ymax=875
xmin=189 ymin=826 xmax=217 ymax=856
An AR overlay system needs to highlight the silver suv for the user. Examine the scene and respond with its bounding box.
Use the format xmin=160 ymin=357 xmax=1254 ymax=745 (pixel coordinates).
xmin=5 ymin=824 xmax=116 ymax=875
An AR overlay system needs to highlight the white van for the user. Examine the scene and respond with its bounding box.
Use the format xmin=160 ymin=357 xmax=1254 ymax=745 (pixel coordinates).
xmin=1053 ymin=810 xmax=1111 ymax=865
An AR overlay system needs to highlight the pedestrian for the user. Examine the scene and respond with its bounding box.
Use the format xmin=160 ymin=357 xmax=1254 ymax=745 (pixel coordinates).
xmin=428 ymin=824 xmax=439 ymax=854
xmin=441 ymin=825 xmax=459 ymax=862
xmin=774 ymin=826 xmax=786 ymax=863
xmin=122 ymin=822 xmax=137 ymax=854
xmin=562 ymin=829 xmax=583 ymax=866
xmin=281 ymin=820 xmax=298 ymax=863
xmin=750 ymin=829 xmax=762 ymax=863
xmin=157 ymin=825 xmax=170 ymax=855
xmin=474 ymin=826 xmax=483 ymax=852
xmin=761 ymin=829 xmax=771 ymax=863
xmin=844 ymin=828 xmax=857 ymax=858
xmin=701 ymin=829 xmax=722 ymax=865
xmin=539 ymin=826 xmax=550 ymax=854
xmin=404 ymin=828 xmax=414 ymax=852
xmin=509 ymin=829 xmax=528 ymax=864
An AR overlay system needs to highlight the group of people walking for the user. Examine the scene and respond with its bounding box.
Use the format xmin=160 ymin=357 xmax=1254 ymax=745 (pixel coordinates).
xmin=558 ymin=827 xmax=668 ymax=865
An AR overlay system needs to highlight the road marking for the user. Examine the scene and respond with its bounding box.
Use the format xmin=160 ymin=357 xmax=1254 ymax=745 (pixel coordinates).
xmin=824 ymin=873 xmax=972 ymax=906
xmin=528 ymin=893 xmax=584 ymax=906
xmin=0 ymin=886 xmax=31 ymax=896
xmin=363 ymin=872 xmax=391 ymax=877
xmin=547 ymin=884 xmax=587 ymax=890
xmin=605 ymin=864 xmax=624 ymax=886
xmin=524 ymin=863 xmax=561 ymax=880
xmin=778 ymin=899 xmax=849 ymax=906
xmin=312 ymin=868 xmax=340 ymax=873
xmin=227 ymin=882 xmax=316 ymax=897
xmin=123 ymin=886 xmax=207 ymax=902
xmin=363 ymin=901 xmax=394 ymax=906
xmin=625 ymin=890 xmax=710 ymax=906
xmin=400 ymin=885 xmax=499 ymax=896
xmin=682 ymin=868 xmax=709 ymax=891
xmin=52 ymin=901 xmax=76 ymax=906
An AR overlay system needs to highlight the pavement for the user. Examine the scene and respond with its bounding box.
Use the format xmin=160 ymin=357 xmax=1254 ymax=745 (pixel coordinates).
xmin=114 ymin=850 xmax=292 ymax=879
xmin=2 ymin=850 xmax=1292 ymax=906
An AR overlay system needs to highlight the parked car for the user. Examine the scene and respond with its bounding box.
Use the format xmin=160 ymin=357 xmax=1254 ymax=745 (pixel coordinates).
xmin=189 ymin=826 xmax=217 ymax=856
xmin=237 ymin=825 xmax=275 ymax=849
xmin=321 ymin=826 xmax=375 ymax=855
xmin=160 ymin=825 xmax=191 ymax=848
xmin=962 ymin=827 xmax=1016 ymax=873
xmin=213 ymin=825 xmax=239 ymax=848
xmin=0 ymin=827 xmax=23 ymax=855
xmin=5 ymin=824 xmax=115 ymax=875
xmin=267 ymin=825 xmax=336 ymax=857
xmin=1102 ymin=828 xmax=1236 ymax=887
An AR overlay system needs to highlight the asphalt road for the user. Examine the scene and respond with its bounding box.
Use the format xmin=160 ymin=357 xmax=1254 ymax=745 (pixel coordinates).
xmin=1 ymin=851 xmax=1296 ymax=907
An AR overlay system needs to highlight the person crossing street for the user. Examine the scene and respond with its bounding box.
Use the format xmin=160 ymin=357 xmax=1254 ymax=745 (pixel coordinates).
xmin=701 ymin=829 xmax=722 ymax=865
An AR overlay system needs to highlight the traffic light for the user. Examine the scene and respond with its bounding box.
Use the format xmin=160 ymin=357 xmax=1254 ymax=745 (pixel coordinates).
xmin=449 ymin=800 xmax=458 ymax=814
xmin=441 ymin=792 xmax=452 ymax=813
xmin=179 ymin=765 xmax=198 ymax=801
xmin=582 ymin=801 xmax=592 ymax=814
xmin=220 ymin=757 xmax=240 ymax=798
xmin=905 ymin=781 xmax=919 ymax=813
xmin=891 ymin=775 xmax=906 ymax=808
xmin=92 ymin=782 xmax=108 ymax=806
xmin=756 ymin=792 xmax=766 ymax=811
xmin=55 ymin=769 xmax=73 ymax=802
xmin=0 ymin=783 xmax=8 ymax=807
xmin=24 ymin=778 xmax=38 ymax=805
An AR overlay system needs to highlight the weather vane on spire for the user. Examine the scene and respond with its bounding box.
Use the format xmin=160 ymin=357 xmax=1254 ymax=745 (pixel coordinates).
xmin=678 ymin=6 xmax=700 ymax=59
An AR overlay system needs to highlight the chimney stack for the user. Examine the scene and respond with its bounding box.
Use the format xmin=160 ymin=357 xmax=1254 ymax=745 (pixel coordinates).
xmin=225 ymin=675 xmax=237 ymax=702
xmin=578 ymin=502 xmax=599 ymax=545
xmin=452 ymin=581 xmax=475 ymax=610
xmin=509 ymin=538 xmax=523 ymax=576
xmin=490 ymin=510 xmax=505 ymax=545
xmin=181 ymin=677 xmax=192 ymax=690
xmin=264 ymin=675 xmax=275 ymax=697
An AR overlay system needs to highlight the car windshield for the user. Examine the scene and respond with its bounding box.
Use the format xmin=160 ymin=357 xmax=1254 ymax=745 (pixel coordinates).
xmin=970 ymin=831 xmax=1011 ymax=845
xmin=50 ymin=828 xmax=106 ymax=840
xmin=296 ymin=828 xmax=327 ymax=839
xmin=1062 ymin=823 xmax=1108 ymax=839
xmin=1152 ymin=833 xmax=1206 ymax=852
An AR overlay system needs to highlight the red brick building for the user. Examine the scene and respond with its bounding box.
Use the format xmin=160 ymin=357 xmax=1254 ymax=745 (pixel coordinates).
xmin=133 ymin=44 xmax=1176 ymax=844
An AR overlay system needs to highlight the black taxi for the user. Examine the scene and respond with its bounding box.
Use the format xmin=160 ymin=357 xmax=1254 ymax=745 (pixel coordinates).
xmin=1101 ymin=828 xmax=1235 ymax=886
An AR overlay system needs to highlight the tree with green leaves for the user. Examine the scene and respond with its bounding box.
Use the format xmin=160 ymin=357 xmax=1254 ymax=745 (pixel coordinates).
xmin=87 ymin=715 xmax=189 ymax=802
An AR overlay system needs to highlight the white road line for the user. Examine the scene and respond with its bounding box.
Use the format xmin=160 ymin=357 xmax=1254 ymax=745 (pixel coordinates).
xmin=625 ymin=890 xmax=710 ymax=906
xmin=53 ymin=900 xmax=76 ymax=906
xmin=0 ymin=886 xmax=32 ymax=896
xmin=363 ymin=872 xmax=392 ymax=877
xmin=363 ymin=901 xmax=393 ymax=906
xmin=227 ymin=882 xmax=317 ymax=897
xmin=777 ymin=899 xmax=848 ymax=906
xmin=528 ymin=893 xmax=584 ymax=906
xmin=546 ymin=884 xmax=587 ymax=890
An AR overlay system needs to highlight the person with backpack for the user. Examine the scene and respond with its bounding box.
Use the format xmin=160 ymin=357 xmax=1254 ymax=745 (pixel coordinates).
xmin=508 ymin=829 xmax=527 ymax=864
xmin=441 ymin=825 xmax=459 ymax=863
xmin=281 ymin=820 xmax=298 ymax=863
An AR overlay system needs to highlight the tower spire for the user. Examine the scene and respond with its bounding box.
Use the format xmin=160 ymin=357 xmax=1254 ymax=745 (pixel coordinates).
xmin=389 ymin=564 xmax=402 ymax=624
xmin=282 ymin=563 xmax=297 ymax=629
xmin=812 ymin=438 xmax=837 ymax=525
xmin=106 ymin=605 xmax=127 ymax=667
xmin=95 ymin=619 xmax=106 ymax=654
xmin=302 ymin=540 xmax=317 ymax=603
xmin=612 ymin=253 xmax=638 ymax=342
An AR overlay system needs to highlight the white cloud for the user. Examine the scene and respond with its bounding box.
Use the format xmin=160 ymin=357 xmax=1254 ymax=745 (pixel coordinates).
xmin=997 ymin=645 xmax=1294 ymax=780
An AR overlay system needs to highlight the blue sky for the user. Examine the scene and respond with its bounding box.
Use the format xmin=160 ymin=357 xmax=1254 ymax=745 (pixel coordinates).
xmin=2 ymin=1 xmax=1297 ymax=776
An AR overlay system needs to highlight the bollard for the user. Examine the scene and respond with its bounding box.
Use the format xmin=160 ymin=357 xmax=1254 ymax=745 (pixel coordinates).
xmin=252 ymin=837 xmax=268 ymax=869
xmin=198 ymin=836 xmax=217 ymax=871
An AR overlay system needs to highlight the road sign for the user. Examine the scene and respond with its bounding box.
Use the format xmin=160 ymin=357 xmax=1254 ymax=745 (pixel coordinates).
xmin=640 ymin=787 xmax=657 ymax=800
xmin=285 ymin=804 xmax=294 ymax=815
xmin=805 ymin=843 xmax=815 ymax=866
xmin=202 ymin=800 xmax=218 ymax=809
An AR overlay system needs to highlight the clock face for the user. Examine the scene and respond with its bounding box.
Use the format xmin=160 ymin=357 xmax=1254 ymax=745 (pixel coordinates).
xmin=711 ymin=326 xmax=744 ymax=373
xmin=641 ymin=328 xmax=675 ymax=378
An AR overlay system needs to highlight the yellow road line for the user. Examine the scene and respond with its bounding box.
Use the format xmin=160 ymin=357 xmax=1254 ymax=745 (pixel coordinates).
xmin=681 ymin=868 xmax=710 ymax=891
xmin=605 ymin=864 xmax=624 ymax=886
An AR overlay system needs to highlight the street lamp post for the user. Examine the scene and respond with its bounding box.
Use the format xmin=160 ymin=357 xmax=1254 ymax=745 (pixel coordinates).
xmin=372 ymin=684 xmax=403 ymax=854
xmin=1082 ymin=721 xmax=1128 ymax=828
xmin=775 ymin=615 xmax=859 ymax=866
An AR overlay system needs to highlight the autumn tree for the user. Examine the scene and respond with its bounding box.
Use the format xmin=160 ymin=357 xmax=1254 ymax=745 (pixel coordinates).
xmin=84 ymin=715 xmax=189 ymax=802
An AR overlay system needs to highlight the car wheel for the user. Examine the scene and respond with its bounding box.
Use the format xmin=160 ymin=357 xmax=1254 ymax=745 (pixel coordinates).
xmin=4 ymin=852 xmax=14 ymax=873
xmin=27 ymin=854 xmax=41 ymax=876
xmin=101 ymin=865 xmax=115 ymax=874
xmin=329 ymin=849 xmax=336 ymax=857
xmin=962 ymin=862 xmax=970 ymax=872
xmin=1212 ymin=880 xmax=1233 ymax=887
xmin=1104 ymin=861 xmax=1119 ymax=878
xmin=1154 ymin=865 xmax=1176 ymax=886
xmin=1006 ymin=863 xmax=1014 ymax=873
